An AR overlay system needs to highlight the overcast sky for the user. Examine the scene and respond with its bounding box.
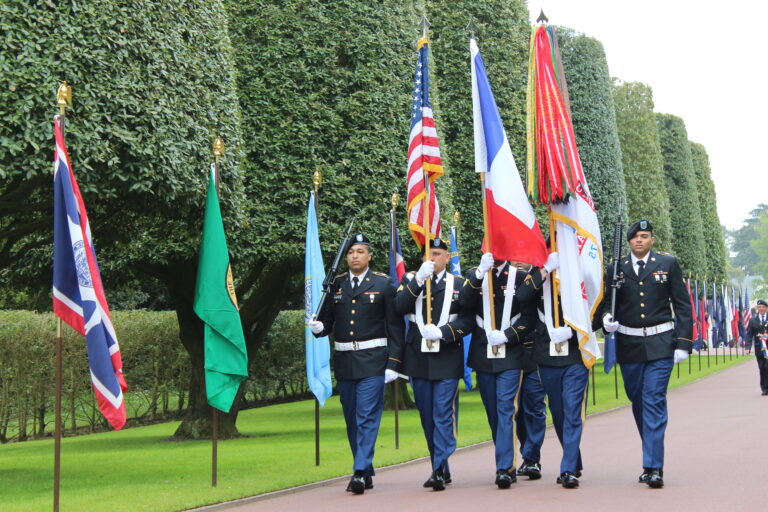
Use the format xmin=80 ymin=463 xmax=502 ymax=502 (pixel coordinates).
xmin=527 ymin=1 xmax=767 ymax=231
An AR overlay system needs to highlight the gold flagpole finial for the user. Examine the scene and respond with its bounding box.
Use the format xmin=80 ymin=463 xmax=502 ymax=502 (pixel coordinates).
xmin=213 ymin=136 xmax=225 ymax=163
xmin=453 ymin=210 xmax=460 ymax=227
xmin=57 ymin=81 xmax=72 ymax=117
xmin=313 ymin=170 xmax=322 ymax=194
xmin=391 ymin=191 xmax=399 ymax=211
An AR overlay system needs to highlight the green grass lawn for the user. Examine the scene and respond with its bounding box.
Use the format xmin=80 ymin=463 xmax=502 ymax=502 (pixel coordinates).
xmin=0 ymin=352 xmax=748 ymax=512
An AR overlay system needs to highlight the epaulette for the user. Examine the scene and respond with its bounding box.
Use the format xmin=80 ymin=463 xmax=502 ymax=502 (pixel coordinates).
xmin=656 ymin=251 xmax=673 ymax=257
xmin=334 ymin=273 xmax=346 ymax=281
xmin=372 ymin=271 xmax=389 ymax=278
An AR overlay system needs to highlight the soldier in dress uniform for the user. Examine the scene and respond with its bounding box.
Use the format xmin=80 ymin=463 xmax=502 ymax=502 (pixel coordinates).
xmin=746 ymin=298 xmax=768 ymax=395
xmin=461 ymin=252 xmax=540 ymax=488
xmin=598 ymin=220 xmax=692 ymax=489
xmin=394 ymin=238 xmax=474 ymax=491
xmin=509 ymin=262 xmax=547 ymax=485
xmin=516 ymin=254 xmax=589 ymax=489
xmin=308 ymin=233 xmax=404 ymax=495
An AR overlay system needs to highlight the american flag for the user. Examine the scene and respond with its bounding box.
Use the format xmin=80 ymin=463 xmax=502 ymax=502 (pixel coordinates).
xmin=52 ymin=116 xmax=128 ymax=430
xmin=744 ymin=287 xmax=752 ymax=327
xmin=407 ymin=37 xmax=442 ymax=248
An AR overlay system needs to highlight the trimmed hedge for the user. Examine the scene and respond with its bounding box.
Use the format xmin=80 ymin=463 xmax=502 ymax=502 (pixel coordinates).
xmin=556 ymin=28 xmax=628 ymax=251
xmin=656 ymin=114 xmax=706 ymax=276
xmin=0 ymin=309 xmax=313 ymax=442
xmin=690 ymin=142 xmax=727 ymax=282
xmin=612 ymin=82 xmax=674 ymax=251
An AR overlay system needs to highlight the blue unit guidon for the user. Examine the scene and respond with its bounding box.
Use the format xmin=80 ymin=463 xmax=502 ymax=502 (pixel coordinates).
xmin=52 ymin=116 xmax=128 ymax=430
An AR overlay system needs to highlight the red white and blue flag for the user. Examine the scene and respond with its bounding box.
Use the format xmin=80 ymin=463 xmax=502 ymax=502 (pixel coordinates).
xmin=389 ymin=210 xmax=406 ymax=287
xmin=407 ymin=37 xmax=442 ymax=249
xmin=470 ymin=38 xmax=548 ymax=266
xmin=52 ymin=117 xmax=128 ymax=430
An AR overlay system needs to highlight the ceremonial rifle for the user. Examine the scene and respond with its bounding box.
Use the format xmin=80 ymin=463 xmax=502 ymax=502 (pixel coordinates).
xmin=610 ymin=215 xmax=624 ymax=320
xmin=314 ymin=218 xmax=355 ymax=318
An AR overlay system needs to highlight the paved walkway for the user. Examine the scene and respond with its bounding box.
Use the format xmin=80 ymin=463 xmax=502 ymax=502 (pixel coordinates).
xmin=196 ymin=360 xmax=768 ymax=512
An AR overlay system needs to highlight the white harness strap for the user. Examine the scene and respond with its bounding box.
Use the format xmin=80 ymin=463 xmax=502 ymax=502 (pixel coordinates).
xmin=415 ymin=273 xmax=455 ymax=334
xmin=481 ymin=267 xmax=516 ymax=336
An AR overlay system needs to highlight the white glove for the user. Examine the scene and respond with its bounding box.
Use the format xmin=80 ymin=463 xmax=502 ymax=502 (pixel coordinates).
xmin=488 ymin=330 xmax=507 ymax=346
xmin=673 ymin=349 xmax=689 ymax=364
xmin=416 ymin=260 xmax=435 ymax=284
xmin=603 ymin=313 xmax=619 ymax=333
xmin=384 ymin=369 xmax=399 ymax=383
xmin=476 ymin=252 xmax=495 ymax=278
xmin=308 ymin=320 xmax=324 ymax=334
xmin=421 ymin=324 xmax=443 ymax=340
xmin=549 ymin=326 xmax=573 ymax=344
xmin=543 ymin=252 xmax=560 ymax=273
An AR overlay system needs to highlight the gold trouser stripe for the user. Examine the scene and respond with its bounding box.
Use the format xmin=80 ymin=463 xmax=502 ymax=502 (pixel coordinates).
xmin=451 ymin=383 xmax=460 ymax=440
xmin=509 ymin=371 xmax=524 ymax=472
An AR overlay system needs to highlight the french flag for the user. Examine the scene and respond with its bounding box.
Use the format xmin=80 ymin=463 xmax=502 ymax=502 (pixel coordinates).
xmin=471 ymin=38 xmax=547 ymax=266
xmin=52 ymin=116 xmax=128 ymax=430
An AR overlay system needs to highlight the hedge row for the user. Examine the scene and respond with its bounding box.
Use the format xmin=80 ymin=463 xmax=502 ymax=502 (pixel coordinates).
xmin=0 ymin=309 xmax=310 ymax=442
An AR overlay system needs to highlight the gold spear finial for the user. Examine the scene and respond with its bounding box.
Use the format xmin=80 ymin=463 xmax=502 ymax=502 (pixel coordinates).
xmin=57 ymin=81 xmax=72 ymax=117
xmin=313 ymin=170 xmax=322 ymax=193
xmin=213 ymin=136 xmax=225 ymax=163
xmin=391 ymin=190 xmax=399 ymax=210
xmin=453 ymin=210 xmax=461 ymax=226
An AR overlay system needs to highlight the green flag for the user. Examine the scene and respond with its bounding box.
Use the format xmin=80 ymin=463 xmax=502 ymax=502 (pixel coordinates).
xmin=194 ymin=166 xmax=248 ymax=413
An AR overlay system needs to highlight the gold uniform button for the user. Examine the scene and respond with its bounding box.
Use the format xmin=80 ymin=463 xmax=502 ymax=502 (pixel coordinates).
xmin=352 ymin=299 xmax=356 ymax=304
xmin=639 ymin=281 xmax=644 ymax=285
xmin=351 ymin=310 xmax=356 ymax=314
xmin=350 ymin=320 xmax=355 ymax=325
xmin=640 ymin=303 xmax=645 ymax=307
xmin=640 ymin=314 xmax=645 ymax=319
xmin=349 ymin=331 xmax=354 ymax=336
xmin=640 ymin=292 xmax=644 ymax=296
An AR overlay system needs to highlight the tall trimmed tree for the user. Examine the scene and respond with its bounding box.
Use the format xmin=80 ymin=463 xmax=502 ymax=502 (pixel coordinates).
xmin=556 ymin=28 xmax=628 ymax=251
xmin=612 ymin=82 xmax=673 ymax=251
xmin=655 ymin=114 xmax=706 ymax=276
xmin=690 ymin=142 xmax=727 ymax=282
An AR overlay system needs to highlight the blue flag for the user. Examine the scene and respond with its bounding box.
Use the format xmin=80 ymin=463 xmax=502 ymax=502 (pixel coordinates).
xmin=450 ymin=226 xmax=474 ymax=391
xmin=304 ymin=192 xmax=332 ymax=406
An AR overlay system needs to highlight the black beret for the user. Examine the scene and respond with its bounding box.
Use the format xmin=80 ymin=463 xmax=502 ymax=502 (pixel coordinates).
xmin=757 ymin=299 xmax=768 ymax=307
xmin=429 ymin=237 xmax=449 ymax=250
xmin=627 ymin=220 xmax=654 ymax=241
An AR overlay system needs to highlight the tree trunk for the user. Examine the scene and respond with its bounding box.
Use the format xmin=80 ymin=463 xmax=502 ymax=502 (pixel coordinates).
xmin=384 ymin=380 xmax=415 ymax=410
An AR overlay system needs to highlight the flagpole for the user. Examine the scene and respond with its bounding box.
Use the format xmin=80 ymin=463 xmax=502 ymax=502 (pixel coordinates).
xmin=53 ymin=81 xmax=71 ymax=512
xmin=211 ymin=136 xmax=225 ymax=488
xmin=419 ymin=17 xmax=434 ymax=350
xmin=313 ymin=171 xmax=323 ymax=466
xmin=391 ymin=192 xmax=400 ymax=450
xmin=480 ymin=173 xmax=498 ymax=354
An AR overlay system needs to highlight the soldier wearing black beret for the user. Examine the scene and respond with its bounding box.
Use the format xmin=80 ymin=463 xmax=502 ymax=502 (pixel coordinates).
xmin=308 ymin=233 xmax=404 ymax=494
xmin=598 ymin=220 xmax=692 ymax=489
xmin=746 ymin=298 xmax=768 ymax=394
xmin=394 ymin=237 xmax=474 ymax=490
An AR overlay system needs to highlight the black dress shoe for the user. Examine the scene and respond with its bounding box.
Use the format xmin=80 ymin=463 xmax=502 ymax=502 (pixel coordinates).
xmin=444 ymin=472 xmax=452 ymax=484
xmin=559 ymin=472 xmax=579 ymax=489
xmin=495 ymin=470 xmax=516 ymax=489
xmin=364 ymin=476 xmax=373 ymax=489
xmin=556 ymin=470 xmax=582 ymax=484
xmin=638 ymin=469 xmax=651 ymax=484
xmin=517 ymin=460 xmax=542 ymax=480
xmin=647 ymin=469 xmax=664 ymax=489
xmin=761 ymin=390 xmax=768 ymax=395
xmin=423 ymin=470 xmax=446 ymax=491
xmin=346 ymin=474 xmax=366 ymax=494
